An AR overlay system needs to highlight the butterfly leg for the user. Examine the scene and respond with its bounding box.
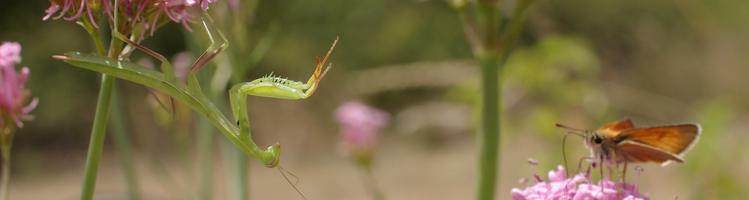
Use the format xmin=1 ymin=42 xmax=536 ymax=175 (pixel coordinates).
xmin=561 ymin=134 xmax=571 ymax=178
xmin=599 ymin=154 xmax=605 ymax=195
xmin=622 ymin=159 xmax=628 ymax=184
xmin=575 ymin=156 xmax=593 ymax=175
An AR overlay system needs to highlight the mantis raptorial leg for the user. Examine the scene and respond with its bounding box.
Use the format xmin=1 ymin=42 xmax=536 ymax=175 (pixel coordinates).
xmin=230 ymin=36 xmax=338 ymax=164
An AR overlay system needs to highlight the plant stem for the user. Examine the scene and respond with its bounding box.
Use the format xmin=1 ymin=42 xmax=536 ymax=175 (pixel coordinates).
xmin=0 ymin=148 xmax=9 ymax=200
xmin=362 ymin=168 xmax=384 ymax=200
xmin=474 ymin=1 xmax=501 ymax=199
xmin=196 ymin=116 xmax=214 ymax=200
xmin=0 ymin=127 xmax=13 ymax=200
xmin=476 ymin=53 xmax=501 ymax=200
xmin=111 ymin=89 xmax=140 ymax=200
xmin=232 ymin=149 xmax=248 ymax=200
xmin=81 ymin=2 xmax=122 ymax=198
xmin=464 ymin=1 xmax=534 ymax=199
xmin=80 ymin=74 xmax=115 ymax=200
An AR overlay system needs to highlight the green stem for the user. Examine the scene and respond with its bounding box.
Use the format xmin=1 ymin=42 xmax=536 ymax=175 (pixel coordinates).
xmin=363 ymin=169 xmax=384 ymax=200
xmin=111 ymin=89 xmax=140 ymax=200
xmin=232 ymin=149 xmax=248 ymax=200
xmin=0 ymin=148 xmax=9 ymax=200
xmin=474 ymin=1 xmax=501 ymax=200
xmin=196 ymin=115 xmax=214 ymax=200
xmin=476 ymin=53 xmax=501 ymax=200
xmin=476 ymin=0 xmax=499 ymax=48
xmin=0 ymin=127 xmax=13 ymax=200
xmin=218 ymin=140 xmax=248 ymax=200
xmin=80 ymin=74 xmax=115 ymax=200
xmin=81 ymin=2 xmax=122 ymax=198
xmin=464 ymin=1 xmax=534 ymax=199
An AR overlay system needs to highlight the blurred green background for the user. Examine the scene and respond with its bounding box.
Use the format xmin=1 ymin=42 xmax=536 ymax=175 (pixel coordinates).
xmin=1 ymin=0 xmax=748 ymax=199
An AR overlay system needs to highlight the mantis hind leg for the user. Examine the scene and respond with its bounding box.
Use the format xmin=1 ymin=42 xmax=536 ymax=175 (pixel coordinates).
xmin=188 ymin=12 xmax=228 ymax=76
xmin=112 ymin=31 xmax=178 ymax=113
xmin=112 ymin=32 xmax=178 ymax=84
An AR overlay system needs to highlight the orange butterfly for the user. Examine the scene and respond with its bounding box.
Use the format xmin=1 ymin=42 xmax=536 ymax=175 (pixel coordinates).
xmin=557 ymin=118 xmax=700 ymax=166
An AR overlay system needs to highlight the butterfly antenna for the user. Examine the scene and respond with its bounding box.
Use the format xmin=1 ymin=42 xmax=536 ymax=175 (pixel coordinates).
xmin=555 ymin=123 xmax=588 ymax=138
xmin=278 ymin=166 xmax=307 ymax=200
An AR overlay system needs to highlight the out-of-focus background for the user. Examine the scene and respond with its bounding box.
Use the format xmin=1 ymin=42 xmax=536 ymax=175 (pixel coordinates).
xmin=1 ymin=0 xmax=748 ymax=199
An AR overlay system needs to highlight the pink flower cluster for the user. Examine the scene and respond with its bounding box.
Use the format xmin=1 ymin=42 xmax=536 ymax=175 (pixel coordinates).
xmin=0 ymin=42 xmax=37 ymax=129
xmin=43 ymin=0 xmax=218 ymax=33
xmin=335 ymin=101 xmax=389 ymax=152
xmin=511 ymin=165 xmax=649 ymax=200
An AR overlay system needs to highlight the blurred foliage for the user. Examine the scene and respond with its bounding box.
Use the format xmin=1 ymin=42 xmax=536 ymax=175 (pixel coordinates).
xmin=688 ymin=98 xmax=745 ymax=199
xmin=447 ymin=35 xmax=604 ymax=139
xmin=1 ymin=0 xmax=749 ymax=199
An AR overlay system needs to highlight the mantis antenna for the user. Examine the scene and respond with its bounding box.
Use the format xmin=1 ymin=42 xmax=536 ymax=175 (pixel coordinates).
xmin=278 ymin=166 xmax=307 ymax=200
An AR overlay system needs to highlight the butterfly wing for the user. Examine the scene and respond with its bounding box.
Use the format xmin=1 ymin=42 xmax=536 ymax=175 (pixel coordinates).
xmin=597 ymin=118 xmax=635 ymax=138
xmin=616 ymin=124 xmax=701 ymax=158
xmin=617 ymin=141 xmax=683 ymax=166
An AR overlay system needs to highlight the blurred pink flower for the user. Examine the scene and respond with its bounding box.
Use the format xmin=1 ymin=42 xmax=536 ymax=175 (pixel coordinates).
xmin=511 ymin=165 xmax=649 ymax=200
xmin=227 ymin=0 xmax=239 ymax=12
xmin=0 ymin=42 xmax=21 ymax=67
xmin=171 ymin=52 xmax=193 ymax=81
xmin=335 ymin=101 xmax=389 ymax=151
xmin=197 ymin=0 xmax=218 ymax=10
xmin=0 ymin=42 xmax=37 ymax=129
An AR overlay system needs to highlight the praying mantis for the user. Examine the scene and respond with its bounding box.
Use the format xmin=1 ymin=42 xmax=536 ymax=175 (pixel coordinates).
xmin=53 ymin=13 xmax=338 ymax=168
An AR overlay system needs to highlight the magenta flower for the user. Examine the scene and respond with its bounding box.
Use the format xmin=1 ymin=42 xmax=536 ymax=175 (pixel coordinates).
xmin=43 ymin=0 xmax=219 ymax=33
xmin=511 ymin=165 xmax=649 ymax=200
xmin=335 ymin=101 xmax=389 ymax=152
xmin=0 ymin=42 xmax=37 ymax=129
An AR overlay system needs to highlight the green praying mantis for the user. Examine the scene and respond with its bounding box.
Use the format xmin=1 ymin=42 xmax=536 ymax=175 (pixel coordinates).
xmin=53 ymin=14 xmax=338 ymax=169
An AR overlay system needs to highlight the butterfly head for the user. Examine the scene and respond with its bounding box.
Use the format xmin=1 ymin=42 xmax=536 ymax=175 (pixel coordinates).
xmin=556 ymin=123 xmax=607 ymax=152
xmin=585 ymin=132 xmax=607 ymax=149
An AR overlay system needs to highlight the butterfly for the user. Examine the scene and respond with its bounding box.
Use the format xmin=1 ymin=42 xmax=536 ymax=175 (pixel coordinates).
xmin=557 ymin=118 xmax=701 ymax=167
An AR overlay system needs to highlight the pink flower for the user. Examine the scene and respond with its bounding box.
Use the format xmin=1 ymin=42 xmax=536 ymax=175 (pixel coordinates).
xmin=197 ymin=0 xmax=218 ymax=10
xmin=42 ymin=2 xmax=61 ymax=21
xmin=227 ymin=0 xmax=239 ymax=12
xmin=42 ymin=0 xmax=93 ymax=23
xmin=511 ymin=165 xmax=649 ymax=200
xmin=335 ymin=101 xmax=389 ymax=152
xmin=0 ymin=42 xmax=21 ymax=67
xmin=171 ymin=52 xmax=193 ymax=81
xmin=43 ymin=0 xmax=219 ymax=33
xmin=0 ymin=42 xmax=37 ymax=129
